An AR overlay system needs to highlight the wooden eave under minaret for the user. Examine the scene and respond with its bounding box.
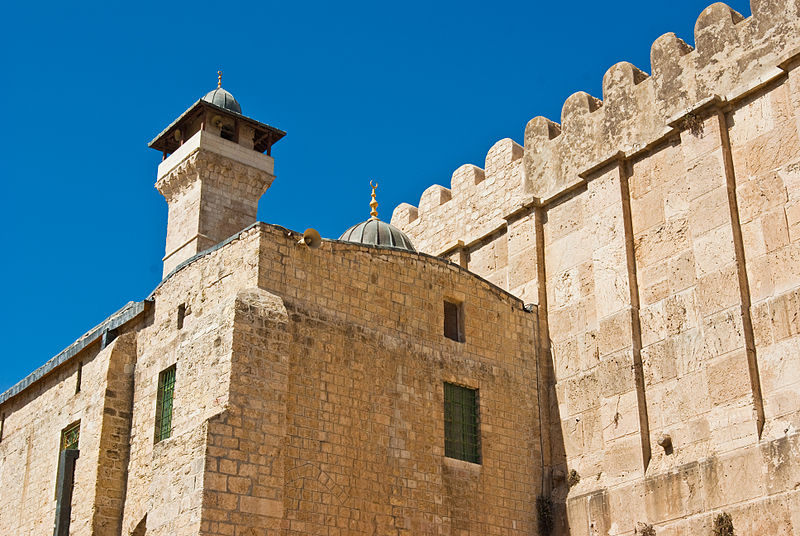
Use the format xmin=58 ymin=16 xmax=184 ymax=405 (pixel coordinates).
xmin=148 ymin=100 xmax=286 ymax=159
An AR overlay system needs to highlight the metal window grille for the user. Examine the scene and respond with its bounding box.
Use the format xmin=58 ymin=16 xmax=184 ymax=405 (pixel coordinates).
xmin=61 ymin=422 xmax=80 ymax=451
xmin=155 ymin=365 xmax=176 ymax=442
xmin=444 ymin=382 xmax=480 ymax=463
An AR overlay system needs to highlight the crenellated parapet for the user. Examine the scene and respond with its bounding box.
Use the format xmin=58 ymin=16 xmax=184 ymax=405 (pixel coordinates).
xmin=393 ymin=0 xmax=800 ymax=256
xmin=391 ymin=137 xmax=526 ymax=254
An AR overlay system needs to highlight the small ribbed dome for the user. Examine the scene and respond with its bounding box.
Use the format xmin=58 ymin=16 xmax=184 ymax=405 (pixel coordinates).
xmin=339 ymin=219 xmax=416 ymax=252
xmin=202 ymin=87 xmax=242 ymax=114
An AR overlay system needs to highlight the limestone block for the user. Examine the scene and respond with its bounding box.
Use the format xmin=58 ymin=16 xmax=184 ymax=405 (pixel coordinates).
xmin=736 ymin=171 xmax=788 ymax=224
xmin=684 ymin=149 xmax=726 ymax=202
xmin=706 ymin=350 xmax=752 ymax=405
xmin=669 ymin=249 xmax=697 ymax=296
xmin=553 ymin=337 xmax=579 ymax=380
xmin=598 ymin=308 xmax=633 ymax=357
xmin=601 ymin=389 xmax=640 ymax=443
xmin=741 ymin=218 xmax=767 ymax=259
xmin=642 ymin=338 xmax=679 ymax=386
xmin=759 ymin=336 xmax=800 ymax=392
xmin=644 ymin=462 xmax=703 ymax=523
xmin=680 ymin=116 xmax=723 ymax=165
xmin=550 ymin=266 xmax=583 ymax=308
xmin=746 ymin=253 xmax=775 ymax=302
xmin=546 ymin=230 xmax=593 ymax=277
xmin=640 ymin=301 xmax=667 ymax=348
xmin=592 ymin=244 xmax=630 ymax=320
xmin=664 ymin=289 xmax=700 ymax=336
xmin=701 ymin=447 xmax=764 ymax=508
xmin=602 ymin=433 xmax=644 ymax=478
xmin=659 ymin=373 xmax=710 ymax=427
xmin=695 ymin=263 xmax=740 ymax=316
xmin=587 ymin=168 xmax=622 ymax=212
xmin=689 ymin=185 xmax=731 ymax=238
xmin=692 ymin=225 xmax=736 ymax=278
xmin=700 ymin=308 xmax=746 ymax=358
xmin=631 ymin=187 xmax=665 ymax=233
xmin=507 ymin=250 xmax=538 ymax=291
xmin=507 ymin=214 xmax=536 ymax=256
xmin=785 ymin=199 xmax=800 ymax=242
xmin=762 ymin=208 xmax=790 ymax=252
xmin=733 ymin=120 xmax=800 ymax=179
xmin=598 ymin=350 xmax=636 ymax=398
xmin=634 ymin=217 xmax=690 ymax=269
xmin=564 ymin=371 xmax=601 ymax=415
xmin=770 ymin=240 xmax=800 ymax=293
xmin=548 ymin=303 xmax=587 ymax=343
xmin=545 ymin=195 xmax=584 ymax=244
xmin=729 ymin=88 xmax=777 ymax=146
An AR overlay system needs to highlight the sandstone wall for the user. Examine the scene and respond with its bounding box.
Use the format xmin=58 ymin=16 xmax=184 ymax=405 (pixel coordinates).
xmin=392 ymin=1 xmax=800 ymax=533
xmin=0 ymin=329 xmax=138 ymax=536
xmin=196 ymin=225 xmax=542 ymax=535
xmin=120 ymin=228 xmax=261 ymax=536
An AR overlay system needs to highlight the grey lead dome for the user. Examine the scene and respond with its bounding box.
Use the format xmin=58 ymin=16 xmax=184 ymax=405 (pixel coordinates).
xmin=202 ymin=87 xmax=242 ymax=114
xmin=339 ymin=219 xmax=416 ymax=252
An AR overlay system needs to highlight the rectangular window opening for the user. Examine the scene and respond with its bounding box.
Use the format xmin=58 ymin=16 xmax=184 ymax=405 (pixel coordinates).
xmin=444 ymin=382 xmax=480 ymax=464
xmin=0 ymin=414 xmax=5 ymax=443
xmin=75 ymin=362 xmax=82 ymax=394
xmin=155 ymin=365 xmax=177 ymax=443
xmin=55 ymin=421 xmax=80 ymax=536
xmin=177 ymin=303 xmax=186 ymax=330
xmin=444 ymin=300 xmax=464 ymax=342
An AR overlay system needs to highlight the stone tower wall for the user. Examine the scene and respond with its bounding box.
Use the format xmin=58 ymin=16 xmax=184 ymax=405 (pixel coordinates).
xmin=157 ymin=131 xmax=275 ymax=276
xmin=392 ymin=1 xmax=800 ymax=533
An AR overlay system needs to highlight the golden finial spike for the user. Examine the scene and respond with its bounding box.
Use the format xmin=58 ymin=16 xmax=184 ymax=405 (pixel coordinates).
xmin=217 ymin=70 xmax=222 ymax=89
xmin=369 ymin=181 xmax=379 ymax=220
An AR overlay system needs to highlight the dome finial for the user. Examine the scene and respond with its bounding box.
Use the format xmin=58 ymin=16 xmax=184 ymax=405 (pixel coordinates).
xmin=369 ymin=181 xmax=379 ymax=220
xmin=217 ymin=70 xmax=222 ymax=89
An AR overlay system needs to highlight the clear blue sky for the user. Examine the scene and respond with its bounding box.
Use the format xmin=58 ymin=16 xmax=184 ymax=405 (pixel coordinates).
xmin=0 ymin=0 xmax=751 ymax=392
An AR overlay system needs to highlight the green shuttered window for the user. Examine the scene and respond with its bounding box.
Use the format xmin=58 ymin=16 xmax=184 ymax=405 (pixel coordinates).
xmin=444 ymin=382 xmax=480 ymax=463
xmin=155 ymin=365 xmax=176 ymax=443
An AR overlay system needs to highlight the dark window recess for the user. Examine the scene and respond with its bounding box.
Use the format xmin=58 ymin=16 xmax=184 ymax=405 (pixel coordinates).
xmin=444 ymin=383 xmax=480 ymax=463
xmin=220 ymin=124 xmax=236 ymax=141
xmin=75 ymin=362 xmax=82 ymax=394
xmin=54 ymin=449 xmax=79 ymax=536
xmin=177 ymin=303 xmax=186 ymax=330
xmin=54 ymin=421 xmax=80 ymax=536
xmin=101 ymin=328 xmax=117 ymax=349
xmin=444 ymin=300 xmax=464 ymax=342
xmin=0 ymin=414 xmax=5 ymax=443
xmin=155 ymin=365 xmax=177 ymax=443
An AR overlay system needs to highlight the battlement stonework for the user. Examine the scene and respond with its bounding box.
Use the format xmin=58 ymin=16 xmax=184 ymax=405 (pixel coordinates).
xmin=392 ymin=1 xmax=800 ymax=533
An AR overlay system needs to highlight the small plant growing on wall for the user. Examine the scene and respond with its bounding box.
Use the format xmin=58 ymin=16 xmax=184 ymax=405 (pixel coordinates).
xmin=567 ymin=469 xmax=581 ymax=487
xmin=536 ymin=495 xmax=553 ymax=536
xmin=713 ymin=512 xmax=735 ymax=536
xmin=635 ymin=522 xmax=656 ymax=536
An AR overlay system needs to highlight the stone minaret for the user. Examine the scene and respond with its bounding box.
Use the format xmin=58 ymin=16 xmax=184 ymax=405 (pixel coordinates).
xmin=149 ymin=77 xmax=285 ymax=276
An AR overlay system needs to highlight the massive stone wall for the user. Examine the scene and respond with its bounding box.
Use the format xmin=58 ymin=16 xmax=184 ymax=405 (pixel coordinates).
xmin=199 ymin=224 xmax=542 ymax=535
xmin=392 ymin=1 xmax=800 ymax=533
